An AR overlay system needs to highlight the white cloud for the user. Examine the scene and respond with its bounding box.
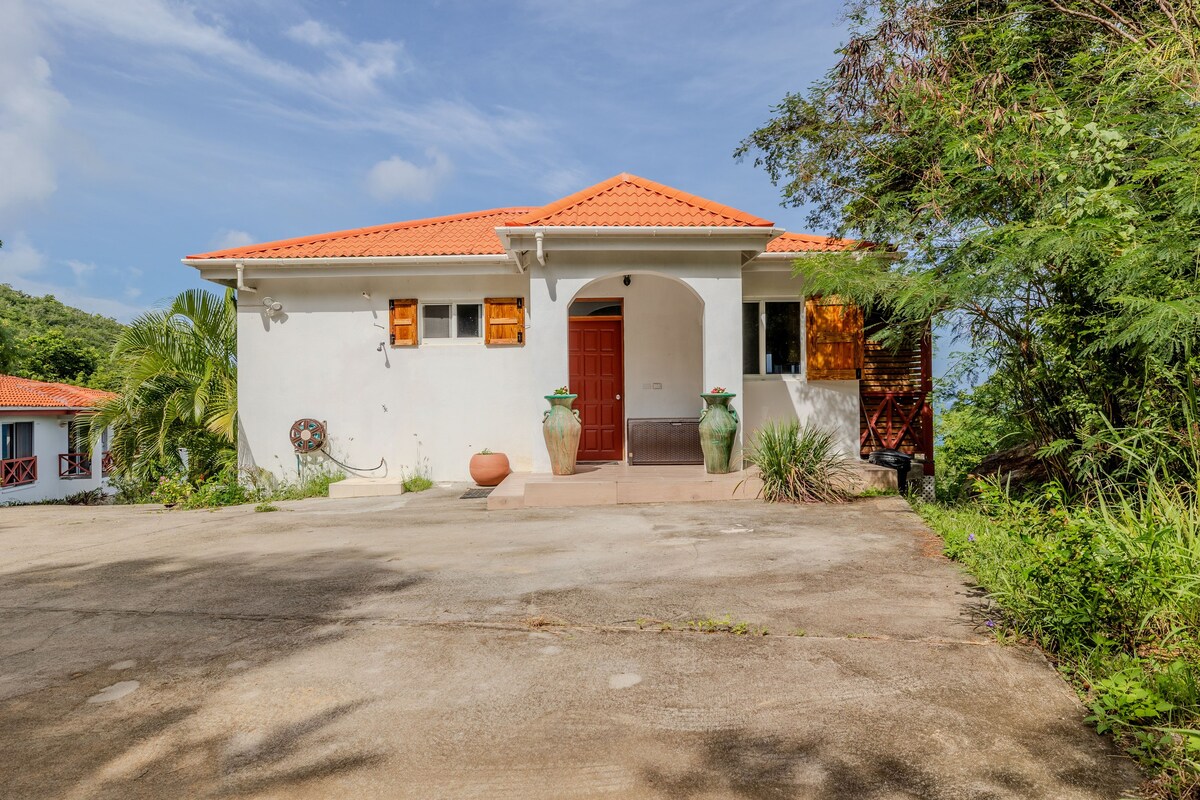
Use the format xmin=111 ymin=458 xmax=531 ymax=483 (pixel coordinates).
xmin=211 ymin=229 xmax=257 ymax=250
xmin=366 ymin=150 xmax=452 ymax=202
xmin=285 ymin=20 xmax=341 ymax=49
xmin=42 ymin=0 xmax=406 ymax=102
xmin=0 ymin=234 xmax=145 ymax=322
xmin=539 ymin=167 xmax=587 ymax=197
xmin=0 ymin=234 xmax=48 ymax=280
xmin=66 ymin=259 xmax=96 ymax=281
xmin=0 ymin=2 xmax=69 ymax=215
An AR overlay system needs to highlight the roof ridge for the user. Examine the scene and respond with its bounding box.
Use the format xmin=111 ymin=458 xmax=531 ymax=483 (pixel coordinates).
xmin=505 ymin=173 xmax=775 ymax=227
xmin=187 ymin=206 xmax=537 ymax=260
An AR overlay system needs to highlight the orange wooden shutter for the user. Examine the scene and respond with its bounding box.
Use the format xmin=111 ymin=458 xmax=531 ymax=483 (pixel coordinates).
xmin=806 ymin=297 xmax=863 ymax=380
xmin=389 ymin=299 xmax=418 ymax=346
xmin=484 ymin=297 xmax=525 ymax=345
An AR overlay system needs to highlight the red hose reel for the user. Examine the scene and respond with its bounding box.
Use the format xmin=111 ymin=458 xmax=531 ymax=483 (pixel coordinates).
xmin=289 ymin=418 xmax=327 ymax=453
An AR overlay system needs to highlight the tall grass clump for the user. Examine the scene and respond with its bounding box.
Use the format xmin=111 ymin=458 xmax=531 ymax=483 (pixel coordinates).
xmin=743 ymin=421 xmax=853 ymax=503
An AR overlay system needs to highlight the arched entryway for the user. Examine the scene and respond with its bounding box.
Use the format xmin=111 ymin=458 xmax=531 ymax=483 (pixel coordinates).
xmin=568 ymin=274 xmax=703 ymax=462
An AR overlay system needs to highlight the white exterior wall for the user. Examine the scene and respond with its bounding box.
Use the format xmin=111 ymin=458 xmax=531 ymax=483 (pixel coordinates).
xmin=740 ymin=268 xmax=863 ymax=458
xmin=0 ymin=414 xmax=112 ymax=504
xmin=525 ymin=251 xmax=743 ymax=473
xmin=232 ymin=252 xmax=866 ymax=481
xmin=237 ymin=275 xmax=534 ymax=483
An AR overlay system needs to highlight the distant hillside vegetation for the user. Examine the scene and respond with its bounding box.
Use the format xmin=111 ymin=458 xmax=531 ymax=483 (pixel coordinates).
xmin=0 ymin=283 xmax=128 ymax=390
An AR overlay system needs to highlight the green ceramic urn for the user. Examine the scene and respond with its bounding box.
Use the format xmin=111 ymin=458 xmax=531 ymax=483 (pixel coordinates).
xmin=543 ymin=394 xmax=582 ymax=475
xmin=699 ymin=393 xmax=738 ymax=474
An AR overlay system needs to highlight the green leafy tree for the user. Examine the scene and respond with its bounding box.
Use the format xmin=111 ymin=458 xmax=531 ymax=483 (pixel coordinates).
xmin=89 ymin=289 xmax=237 ymax=482
xmin=738 ymin=0 xmax=1200 ymax=484
xmin=0 ymin=320 xmax=16 ymax=373
xmin=15 ymin=329 xmax=101 ymax=383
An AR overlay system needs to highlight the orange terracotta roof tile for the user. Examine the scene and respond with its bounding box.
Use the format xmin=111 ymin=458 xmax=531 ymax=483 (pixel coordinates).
xmin=184 ymin=174 xmax=866 ymax=262
xmin=0 ymin=375 xmax=117 ymax=409
xmin=765 ymin=232 xmax=866 ymax=253
xmin=505 ymin=173 xmax=775 ymax=228
xmin=186 ymin=207 xmax=536 ymax=260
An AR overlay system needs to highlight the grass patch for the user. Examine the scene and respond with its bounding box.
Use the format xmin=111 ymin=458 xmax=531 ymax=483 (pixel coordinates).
xmin=254 ymin=502 xmax=279 ymax=513
xmin=858 ymin=487 xmax=899 ymax=498
xmin=684 ymin=614 xmax=768 ymax=636
xmin=919 ymin=481 xmax=1200 ymax=795
xmin=402 ymin=475 xmax=434 ymax=493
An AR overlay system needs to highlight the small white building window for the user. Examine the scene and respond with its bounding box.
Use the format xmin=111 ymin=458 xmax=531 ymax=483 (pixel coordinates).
xmin=421 ymin=303 xmax=482 ymax=341
xmin=743 ymin=301 xmax=803 ymax=375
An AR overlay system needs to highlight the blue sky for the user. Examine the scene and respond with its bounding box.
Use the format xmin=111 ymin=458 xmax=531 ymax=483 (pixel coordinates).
xmin=1 ymin=0 xmax=852 ymax=322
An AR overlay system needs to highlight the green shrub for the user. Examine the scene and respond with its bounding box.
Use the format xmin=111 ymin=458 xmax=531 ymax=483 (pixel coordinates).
xmin=919 ymin=479 xmax=1200 ymax=791
xmin=149 ymin=474 xmax=194 ymax=507
xmin=402 ymin=475 xmax=434 ymax=493
xmin=182 ymin=465 xmax=251 ymax=509
xmin=743 ymin=421 xmax=854 ymax=503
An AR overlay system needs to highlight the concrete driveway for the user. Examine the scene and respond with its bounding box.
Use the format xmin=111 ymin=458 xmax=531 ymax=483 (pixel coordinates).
xmin=0 ymin=491 xmax=1139 ymax=799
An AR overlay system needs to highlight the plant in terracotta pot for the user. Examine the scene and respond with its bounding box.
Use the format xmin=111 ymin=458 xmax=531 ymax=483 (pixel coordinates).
xmin=543 ymin=386 xmax=581 ymax=475
xmin=469 ymin=448 xmax=511 ymax=487
xmin=699 ymin=386 xmax=739 ymax=474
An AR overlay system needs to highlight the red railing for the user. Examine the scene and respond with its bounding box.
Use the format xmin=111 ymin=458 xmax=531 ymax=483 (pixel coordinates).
xmin=59 ymin=452 xmax=92 ymax=478
xmin=1 ymin=456 xmax=38 ymax=487
xmin=860 ymin=390 xmax=935 ymax=475
xmin=101 ymin=451 xmax=114 ymax=477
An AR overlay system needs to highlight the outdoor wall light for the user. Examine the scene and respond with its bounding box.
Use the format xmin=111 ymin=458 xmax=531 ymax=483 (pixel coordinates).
xmin=623 ymin=275 xmax=631 ymax=286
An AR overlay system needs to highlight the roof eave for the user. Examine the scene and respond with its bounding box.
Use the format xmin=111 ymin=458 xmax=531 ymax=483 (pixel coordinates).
xmin=183 ymin=253 xmax=520 ymax=281
xmin=496 ymin=225 xmax=784 ymax=253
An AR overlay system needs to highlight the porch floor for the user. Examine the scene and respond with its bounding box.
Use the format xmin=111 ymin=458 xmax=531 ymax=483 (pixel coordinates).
xmin=487 ymin=463 xmax=762 ymax=510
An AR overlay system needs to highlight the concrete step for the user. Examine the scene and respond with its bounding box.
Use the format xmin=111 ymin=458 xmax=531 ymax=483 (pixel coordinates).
xmin=487 ymin=468 xmax=762 ymax=511
xmin=328 ymin=477 xmax=406 ymax=499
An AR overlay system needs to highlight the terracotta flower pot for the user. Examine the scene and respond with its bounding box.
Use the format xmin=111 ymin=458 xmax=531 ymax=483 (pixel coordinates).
xmin=469 ymin=453 xmax=511 ymax=486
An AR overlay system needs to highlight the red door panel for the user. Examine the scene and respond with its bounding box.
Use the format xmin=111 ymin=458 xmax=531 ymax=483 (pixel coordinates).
xmin=569 ymin=319 xmax=624 ymax=461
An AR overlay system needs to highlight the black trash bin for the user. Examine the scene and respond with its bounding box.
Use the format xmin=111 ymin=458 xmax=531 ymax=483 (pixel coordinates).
xmin=867 ymin=448 xmax=913 ymax=493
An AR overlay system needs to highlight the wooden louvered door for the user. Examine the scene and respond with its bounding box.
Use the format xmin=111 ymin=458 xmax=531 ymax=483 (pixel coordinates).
xmin=569 ymin=317 xmax=624 ymax=461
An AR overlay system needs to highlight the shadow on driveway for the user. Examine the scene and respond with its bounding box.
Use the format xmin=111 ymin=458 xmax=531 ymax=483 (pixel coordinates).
xmin=0 ymin=549 xmax=418 ymax=800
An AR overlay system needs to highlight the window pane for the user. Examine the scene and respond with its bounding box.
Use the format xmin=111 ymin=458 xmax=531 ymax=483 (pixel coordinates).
xmin=457 ymin=304 xmax=481 ymax=338
xmin=765 ymin=302 xmax=802 ymax=374
xmin=569 ymin=300 xmax=622 ymax=317
xmin=423 ymin=305 xmax=451 ymax=338
xmin=742 ymin=303 xmax=760 ymax=375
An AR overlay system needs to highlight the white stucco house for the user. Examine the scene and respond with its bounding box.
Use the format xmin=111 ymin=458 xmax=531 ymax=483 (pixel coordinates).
xmin=0 ymin=375 xmax=116 ymax=503
xmin=184 ymin=173 xmax=933 ymax=486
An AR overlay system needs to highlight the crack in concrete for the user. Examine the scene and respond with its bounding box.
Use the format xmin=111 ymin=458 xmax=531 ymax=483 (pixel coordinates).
xmin=0 ymin=605 xmax=990 ymax=647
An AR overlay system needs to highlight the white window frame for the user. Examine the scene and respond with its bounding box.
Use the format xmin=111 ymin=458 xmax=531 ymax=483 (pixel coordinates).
xmin=742 ymin=297 xmax=806 ymax=380
xmin=419 ymin=301 xmax=484 ymax=345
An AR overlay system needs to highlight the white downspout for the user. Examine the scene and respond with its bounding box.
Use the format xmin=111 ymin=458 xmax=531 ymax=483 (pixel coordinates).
xmin=535 ymin=232 xmax=546 ymax=266
xmin=236 ymin=262 xmax=257 ymax=293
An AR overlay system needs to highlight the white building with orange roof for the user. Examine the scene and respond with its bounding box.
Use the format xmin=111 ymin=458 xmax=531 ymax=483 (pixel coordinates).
xmin=0 ymin=375 xmax=116 ymax=503
xmin=184 ymin=174 xmax=933 ymax=494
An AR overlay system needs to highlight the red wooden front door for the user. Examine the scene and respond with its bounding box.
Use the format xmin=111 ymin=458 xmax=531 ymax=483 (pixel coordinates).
xmin=569 ymin=318 xmax=624 ymax=461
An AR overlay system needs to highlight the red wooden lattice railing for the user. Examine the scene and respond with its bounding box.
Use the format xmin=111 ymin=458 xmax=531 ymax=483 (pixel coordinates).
xmin=858 ymin=325 xmax=935 ymax=476
xmin=101 ymin=451 xmax=114 ymax=477
xmin=1 ymin=456 xmax=38 ymax=487
xmin=860 ymin=391 xmax=934 ymax=475
xmin=59 ymin=452 xmax=92 ymax=478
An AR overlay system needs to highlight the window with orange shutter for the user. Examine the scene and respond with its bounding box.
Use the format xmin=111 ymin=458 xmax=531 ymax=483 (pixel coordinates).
xmin=388 ymin=299 xmax=418 ymax=346
xmin=483 ymin=297 xmax=525 ymax=345
xmin=805 ymin=297 xmax=864 ymax=380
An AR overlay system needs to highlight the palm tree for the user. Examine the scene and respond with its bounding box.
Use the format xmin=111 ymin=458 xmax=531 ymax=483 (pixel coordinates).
xmin=90 ymin=288 xmax=237 ymax=481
